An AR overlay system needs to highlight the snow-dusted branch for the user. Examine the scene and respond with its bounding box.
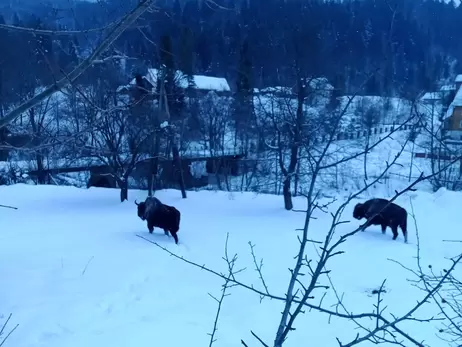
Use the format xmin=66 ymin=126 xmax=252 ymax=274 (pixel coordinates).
xmin=0 ymin=23 xmax=113 ymax=36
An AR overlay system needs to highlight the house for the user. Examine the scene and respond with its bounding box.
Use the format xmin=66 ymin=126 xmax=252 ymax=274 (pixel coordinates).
xmin=420 ymin=92 xmax=442 ymax=105
xmin=117 ymin=68 xmax=231 ymax=97
xmin=442 ymin=75 xmax=462 ymax=141
xmin=456 ymin=74 xmax=462 ymax=91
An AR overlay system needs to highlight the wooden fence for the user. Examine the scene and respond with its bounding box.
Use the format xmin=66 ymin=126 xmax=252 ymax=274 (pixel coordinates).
xmin=316 ymin=124 xmax=421 ymax=143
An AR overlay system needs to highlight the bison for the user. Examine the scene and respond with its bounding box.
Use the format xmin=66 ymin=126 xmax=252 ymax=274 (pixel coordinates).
xmin=135 ymin=196 xmax=181 ymax=244
xmin=353 ymin=198 xmax=408 ymax=243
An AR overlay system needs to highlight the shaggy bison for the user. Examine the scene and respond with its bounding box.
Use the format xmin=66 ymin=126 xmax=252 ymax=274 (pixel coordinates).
xmin=135 ymin=196 xmax=181 ymax=244
xmin=353 ymin=198 xmax=408 ymax=243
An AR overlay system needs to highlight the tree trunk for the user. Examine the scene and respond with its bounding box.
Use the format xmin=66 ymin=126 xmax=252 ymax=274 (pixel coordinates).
xmin=408 ymin=140 xmax=415 ymax=182
xmin=294 ymin=161 xmax=300 ymax=196
xmin=36 ymin=154 xmax=46 ymax=185
xmin=364 ymin=132 xmax=369 ymax=181
xmin=159 ymin=65 xmax=187 ymax=199
xmin=148 ymin=133 xmax=161 ymax=196
xmin=171 ymin=142 xmax=187 ymax=199
xmin=283 ymin=177 xmax=293 ymax=210
xmin=119 ymin=179 xmax=128 ymax=202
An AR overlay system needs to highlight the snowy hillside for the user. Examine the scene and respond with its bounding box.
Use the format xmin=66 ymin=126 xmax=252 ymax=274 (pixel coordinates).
xmin=1 ymin=182 xmax=462 ymax=347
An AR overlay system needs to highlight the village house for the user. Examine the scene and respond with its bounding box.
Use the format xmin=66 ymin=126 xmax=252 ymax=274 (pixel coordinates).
xmin=117 ymin=68 xmax=231 ymax=98
xmin=420 ymin=92 xmax=442 ymax=105
xmin=442 ymin=74 xmax=462 ymax=141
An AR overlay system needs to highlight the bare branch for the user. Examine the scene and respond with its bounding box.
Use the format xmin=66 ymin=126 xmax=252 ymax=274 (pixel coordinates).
xmin=0 ymin=314 xmax=19 ymax=347
xmin=0 ymin=0 xmax=155 ymax=130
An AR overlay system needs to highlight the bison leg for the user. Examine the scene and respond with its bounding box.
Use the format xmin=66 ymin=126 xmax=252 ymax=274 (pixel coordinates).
xmin=381 ymin=222 xmax=387 ymax=234
xmin=170 ymin=231 xmax=179 ymax=244
xmin=163 ymin=229 xmax=169 ymax=236
xmin=147 ymin=221 xmax=154 ymax=234
xmin=390 ymin=224 xmax=399 ymax=240
xmin=400 ymin=222 xmax=408 ymax=243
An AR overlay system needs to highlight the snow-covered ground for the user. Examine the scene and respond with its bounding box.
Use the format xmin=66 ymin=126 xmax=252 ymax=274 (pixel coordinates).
xmin=2 ymin=183 xmax=462 ymax=347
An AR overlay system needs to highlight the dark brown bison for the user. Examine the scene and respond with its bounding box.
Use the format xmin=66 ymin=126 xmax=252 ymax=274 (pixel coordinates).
xmin=135 ymin=196 xmax=181 ymax=244
xmin=353 ymin=198 xmax=408 ymax=243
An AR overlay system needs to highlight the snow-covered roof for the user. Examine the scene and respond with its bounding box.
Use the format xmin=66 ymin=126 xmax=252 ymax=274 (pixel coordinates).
xmin=421 ymin=92 xmax=441 ymax=101
xmin=440 ymin=84 xmax=456 ymax=92
xmin=444 ymin=85 xmax=462 ymax=120
xmin=192 ymin=74 xmax=230 ymax=92
xmin=456 ymin=74 xmax=462 ymax=83
xmin=120 ymin=68 xmax=230 ymax=93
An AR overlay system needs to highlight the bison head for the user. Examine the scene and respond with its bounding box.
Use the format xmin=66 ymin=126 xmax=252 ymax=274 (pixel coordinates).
xmin=135 ymin=200 xmax=147 ymax=220
xmin=353 ymin=203 xmax=366 ymax=220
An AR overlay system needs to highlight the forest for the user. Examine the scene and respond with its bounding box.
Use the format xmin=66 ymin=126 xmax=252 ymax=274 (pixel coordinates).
xmin=0 ymin=0 xmax=461 ymax=105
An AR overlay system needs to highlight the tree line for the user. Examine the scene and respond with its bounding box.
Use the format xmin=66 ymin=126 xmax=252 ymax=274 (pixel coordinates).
xmin=0 ymin=0 xmax=461 ymax=110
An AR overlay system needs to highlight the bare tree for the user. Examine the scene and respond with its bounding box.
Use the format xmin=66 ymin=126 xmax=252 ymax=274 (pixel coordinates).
xmin=196 ymin=91 xmax=233 ymax=156
xmin=256 ymin=80 xmax=315 ymax=211
xmin=83 ymin=93 xmax=154 ymax=201
xmin=356 ymin=98 xmax=381 ymax=180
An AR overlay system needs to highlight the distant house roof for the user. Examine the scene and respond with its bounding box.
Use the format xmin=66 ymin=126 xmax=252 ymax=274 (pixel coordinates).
xmin=117 ymin=68 xmax=230 ymax=93
xmin=421 ymin=92 xmax=442 ymax=101
xmin=444 ymin=85 xmax=462 ymax=120
xmin=440 ymin=84 xmax=456 ymax=92
xmin=456 ymin=74 xmax=462 ymax=83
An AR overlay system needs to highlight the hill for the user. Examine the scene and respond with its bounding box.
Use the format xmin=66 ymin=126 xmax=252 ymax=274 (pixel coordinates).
xmin=1 ymin=183 xmax=461 ymax=346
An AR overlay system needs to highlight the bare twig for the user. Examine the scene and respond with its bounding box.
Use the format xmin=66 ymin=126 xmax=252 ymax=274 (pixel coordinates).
xmin=81 ymin=256 xmax=94 ymax=276
xmin=0 ymin=204 xmax=18 ymax=210
xmin=0 ymin=314 xmax=19 ymax=347
xmin=208 ymin=233 xmax=237 ymax=347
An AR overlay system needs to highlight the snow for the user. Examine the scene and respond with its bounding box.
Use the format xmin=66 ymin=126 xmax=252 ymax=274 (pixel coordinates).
xmin=2 ymin=179 xmax=462 ymax=347
xmin=455 ymin=74 xmax=462 ymax=83
xmin=192 ymin=75 xmax=230 ymax=92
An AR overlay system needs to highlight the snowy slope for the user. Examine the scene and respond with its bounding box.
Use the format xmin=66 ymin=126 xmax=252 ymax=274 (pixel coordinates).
xmin=1 ymin=184 xmax=462 ymax=347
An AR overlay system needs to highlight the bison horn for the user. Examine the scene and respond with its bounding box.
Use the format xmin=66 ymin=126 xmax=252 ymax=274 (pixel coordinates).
xmin=134 ymin=200 xmax=139 ymax=206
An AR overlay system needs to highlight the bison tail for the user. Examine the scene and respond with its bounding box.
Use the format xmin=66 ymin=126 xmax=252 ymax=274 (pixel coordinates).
xmin=172 ymin=209 xmax=181 ymax=233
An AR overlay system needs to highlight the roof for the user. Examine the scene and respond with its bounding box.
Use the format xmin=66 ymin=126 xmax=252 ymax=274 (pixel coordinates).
xmin=123 ymin=68 xmax=230 ymax=92
xmin=456 ymin=74 xmax=462 ymax=83
xmin=444 ymin=85 xmax=462 ymax=120
xmin=192 ymin=74 xmax=230 ymax=91
xmin=440 ymin=84 xmax=456 ymax=92
xmin=421 ymin=92 xmax=441 ymax=101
